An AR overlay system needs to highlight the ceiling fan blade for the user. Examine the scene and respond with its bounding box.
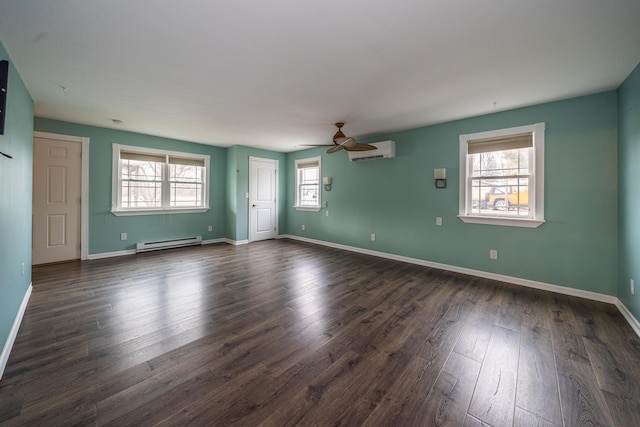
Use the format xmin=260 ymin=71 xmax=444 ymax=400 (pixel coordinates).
xmin=345 ymin=143 xmax=378 ymax=152
xmin=300 ymin=144 xmax=337 ymax=147
xmin=334 ymin=136 xmax=357 ymax=147
xmin=326 ymin=145 xmax=344 ymax=154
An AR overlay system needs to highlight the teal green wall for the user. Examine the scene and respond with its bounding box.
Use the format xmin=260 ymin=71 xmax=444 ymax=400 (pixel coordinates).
xmin=34 ymin=118 xmax=227 ymax=255
xmin=287 ymin=92 xmax=619 ymax=296
xmin=225 ymin=145 xmax=287 ymax=242
xmin=225 ymin=146 xmax=239 ymax=240
xmin=618 ymin=62 xmax=640 ymax=318
xmin=0 ymin=41 xmax=34 ymax=351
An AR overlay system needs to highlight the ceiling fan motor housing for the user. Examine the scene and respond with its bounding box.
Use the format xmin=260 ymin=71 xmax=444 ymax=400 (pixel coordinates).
xmin=333 ymin=122 xmax=346 ymax=142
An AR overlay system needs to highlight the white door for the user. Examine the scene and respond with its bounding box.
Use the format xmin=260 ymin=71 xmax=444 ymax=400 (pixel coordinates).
xmin=249 ymin=157 xmax=278 ymax=242
xmin=32 ymin=137 xmax=82 ymax=264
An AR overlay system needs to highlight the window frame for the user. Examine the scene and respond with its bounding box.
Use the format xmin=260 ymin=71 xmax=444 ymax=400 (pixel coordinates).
xmin=294 ymin=156 xmax=322 ymax=212
xmin=111 ymin=144 xmax=210 ymax=216
xmin=458 ymin=123 xmax=545 ymax=228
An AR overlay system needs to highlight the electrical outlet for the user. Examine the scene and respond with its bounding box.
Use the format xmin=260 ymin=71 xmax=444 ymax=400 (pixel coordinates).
xmin=325 ymin=210 xmax=329 ymax=217
xmin=489 ymin=249 xmax=498 ymax=260
xmin=371 ymin=234 xmax=376 ymax=241
xmin=21 ymin=262 xmax=24 ymax=276
xmin=302 ymin=224 xmax=305 ymax=231
xmin=631 ymin=279 xmax=635 ymax=295
xmin=208 ymin=225 xmax=213 ymax=231
xmin=436 ymin=217 xmax=442 ymax=226
xmin=120 ymin=232 xmax=127 ymax=241
xmin=324 ymin=201 xmax=328 ymax=208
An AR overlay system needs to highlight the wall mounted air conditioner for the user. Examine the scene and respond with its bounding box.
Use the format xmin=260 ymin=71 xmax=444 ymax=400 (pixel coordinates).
xmin=348 ymin=140 xmax=396 ymax=162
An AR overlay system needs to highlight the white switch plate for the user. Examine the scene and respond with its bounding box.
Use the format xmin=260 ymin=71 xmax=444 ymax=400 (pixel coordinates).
xmin=208 ymin=225 xmax=213 ymax=231
xmin=120 ymin=232 xmax=127 ymax=241
xmin=490 ymin=249 xmax=498 ymax=260
xmin=371 ymin=234 xmax=376 ymax=241
xmin=302 ymin=224 xmax=305 ymax=231
xmin=325 ymin=210 xmax=329 ymax=217
xmin=631 ymin=279 xmax=635 ymax=295
xmin=436 ymin=217 xmax=442 ymax=226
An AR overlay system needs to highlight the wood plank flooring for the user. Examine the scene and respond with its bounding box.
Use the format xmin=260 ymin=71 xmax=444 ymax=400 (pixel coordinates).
xmin=1 ymin=239 xmax=640 ymax=426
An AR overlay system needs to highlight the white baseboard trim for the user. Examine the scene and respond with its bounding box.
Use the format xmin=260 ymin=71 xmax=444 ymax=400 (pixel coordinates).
xmin=615 ymin=299 xmax=640 ymax=337
xmin=222 ymin=238 xmax=249 ymax=246
xmin=202 ymin=238 xmax=227 ymax=245
xmin=281 ymin=234 xmax=625 ymax=308
xmin=1 ymin=283 xmax=32 ymax=380
xmin=88 ymin=249 xmax=136 ymax=260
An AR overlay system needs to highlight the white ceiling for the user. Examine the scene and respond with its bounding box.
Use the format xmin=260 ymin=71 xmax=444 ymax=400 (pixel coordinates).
xmin=1 ymin=0 xmax=639 ymax=152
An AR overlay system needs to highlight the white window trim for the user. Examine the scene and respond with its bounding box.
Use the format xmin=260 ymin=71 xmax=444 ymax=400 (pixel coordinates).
xmin=294 ymin=156 xmax=322 ymax=212
xmin=111 ymin=144 xmax=210 ymax=216
xmin=458 ymin=123 xmax=545 ymax=228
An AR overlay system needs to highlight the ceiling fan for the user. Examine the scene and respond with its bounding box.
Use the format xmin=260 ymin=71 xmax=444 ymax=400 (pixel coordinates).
xmin=304 ymin=123 xmax=378 ymax=154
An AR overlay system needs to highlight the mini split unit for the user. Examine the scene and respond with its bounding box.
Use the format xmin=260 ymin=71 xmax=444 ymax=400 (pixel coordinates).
xmin=347 ymin=140 xmax=396 ymax=162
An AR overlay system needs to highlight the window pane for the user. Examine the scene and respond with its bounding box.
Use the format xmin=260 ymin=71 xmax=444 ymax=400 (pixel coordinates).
xmin=121 ymin=181 xmax=162 ymax=208
xmin=471 ymin=148 xmax=530 ymax=178
xmin=297 ymin=165 xmax=319 ymax=206
xmin=169 ymin=164 xmax=204 ymax=207
xmin=121 ymin=159 xmax=163 ymax=208
xmin=469 ymin=177 xmax=530 ymax=217
xmin=299 ymin=183 xmax=319 ymax=206
xmin=122 ymin=159 xmax=162 ymax=181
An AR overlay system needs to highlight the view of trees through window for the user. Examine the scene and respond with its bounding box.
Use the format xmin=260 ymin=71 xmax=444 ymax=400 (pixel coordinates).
xmin=469 ymin=147 xmax=531 ymax=217
xmin=121 ymin=159 xmax=203 ymax=208
xmin=170 ymin=163 xmax=203 ymax=207
xmin=121 ymin=159 xmax=163 ymax=208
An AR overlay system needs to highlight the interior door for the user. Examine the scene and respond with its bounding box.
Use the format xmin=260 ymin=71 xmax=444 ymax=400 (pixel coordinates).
xmin=249 ymin=157 xmax=278 ymax=242
xmin=32 ymin=137 xmax=82 ymax=264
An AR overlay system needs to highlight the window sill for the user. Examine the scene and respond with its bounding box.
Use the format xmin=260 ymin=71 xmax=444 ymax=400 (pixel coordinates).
xmin=458 ymin=215 xmax=544 ymax=228
xmin=294 ymin=206 xmax=321 ymax=212
xmin=112 ymin=207 xmax=210 ymax=216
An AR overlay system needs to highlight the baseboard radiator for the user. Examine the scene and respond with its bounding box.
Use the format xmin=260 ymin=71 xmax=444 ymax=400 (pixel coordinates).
xmin=136 ymin=236 xmax=202 ymax=253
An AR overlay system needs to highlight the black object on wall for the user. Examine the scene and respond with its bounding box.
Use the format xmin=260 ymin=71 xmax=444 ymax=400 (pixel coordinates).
xmin=0 ymin=60 xmax=8 ymax=135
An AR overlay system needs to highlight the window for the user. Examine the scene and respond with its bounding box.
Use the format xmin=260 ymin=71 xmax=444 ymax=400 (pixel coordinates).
xmin=458 ymin=123 xmax=545 ymax=228
xmin=112 ymin=144 xmax=209 ymax=216
xmin=294 ymin=157 xmax=321 ymax=211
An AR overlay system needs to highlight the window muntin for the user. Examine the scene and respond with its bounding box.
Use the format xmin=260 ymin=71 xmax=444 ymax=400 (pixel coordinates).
xmin=112 ymin=144 xmax=209 ymax=215
xmin=295 ymin=157 xmax=321 ymax=211
xmin=459 ymin=123 xmax=545 ymax=228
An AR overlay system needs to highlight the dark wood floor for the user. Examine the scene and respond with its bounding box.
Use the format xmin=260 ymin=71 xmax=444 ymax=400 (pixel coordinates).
xmin=1 ymin=239 xmax=639 ymax=426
